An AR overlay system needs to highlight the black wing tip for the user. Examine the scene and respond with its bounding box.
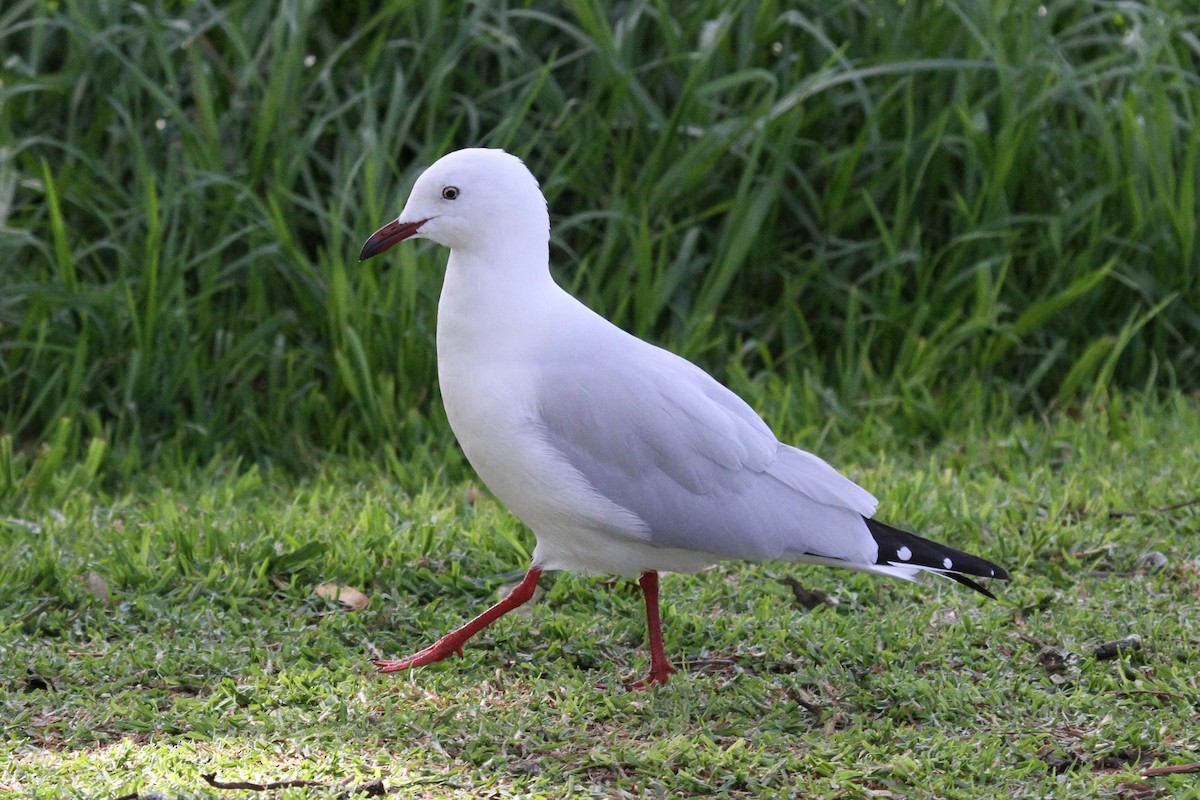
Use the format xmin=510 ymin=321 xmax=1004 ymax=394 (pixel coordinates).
xmin=864 ymin=516 xmax=1009 ymax=597
xmin=947 ymin=572 xmax=998 ymax=599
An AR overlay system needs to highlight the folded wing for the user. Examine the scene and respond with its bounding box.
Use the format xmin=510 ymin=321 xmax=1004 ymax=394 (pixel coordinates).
xmin=534 ymin=335 xmax=881 ymax=565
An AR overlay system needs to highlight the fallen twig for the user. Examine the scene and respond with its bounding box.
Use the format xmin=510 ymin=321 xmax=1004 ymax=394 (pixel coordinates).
xmin=202 ymin=773 xmax=386 ymax=796
xmin=1109 ymin=498 xmax=1200 ymax=518
xmin=1141 ymin=762 xmax=1200 ymax=778
xmin=204 ymin=773 xmax=325 ymax=790
xmin=776 ymin=576 xmax=838 ymax=609
xmin=1103 ymin=689 xmax=1188 ymax=702
xmin=1094 ymin=634 xmax=1142 ymax=660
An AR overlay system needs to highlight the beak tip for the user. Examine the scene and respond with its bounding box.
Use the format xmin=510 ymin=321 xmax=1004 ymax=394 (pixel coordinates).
xmin=357 ymin=217 xmax=427 ymax=262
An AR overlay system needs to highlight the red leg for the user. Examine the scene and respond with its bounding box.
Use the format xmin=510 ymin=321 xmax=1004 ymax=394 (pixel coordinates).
xmin=627 ymin=570 xmax=677 ymax=690
xmin=374 ymin=566 xmax=543 ymax=674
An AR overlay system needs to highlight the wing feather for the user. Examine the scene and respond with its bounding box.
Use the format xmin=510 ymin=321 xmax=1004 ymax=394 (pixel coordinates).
xmin=534 ymin=334 xmax=879 ymax=564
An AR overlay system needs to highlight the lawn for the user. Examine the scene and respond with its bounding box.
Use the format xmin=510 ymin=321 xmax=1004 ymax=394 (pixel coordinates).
xmin=4 ymin=397 xmax=1199 ymax=798
xmin=2 ymin=0 xmax=1199 ymax=797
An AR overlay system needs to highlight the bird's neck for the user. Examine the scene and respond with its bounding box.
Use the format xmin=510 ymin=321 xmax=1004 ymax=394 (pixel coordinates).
xmin=436 ymin=243 xmax=562 ymax=355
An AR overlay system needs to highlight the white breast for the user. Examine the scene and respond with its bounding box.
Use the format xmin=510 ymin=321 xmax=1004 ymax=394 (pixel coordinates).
xmin=435 ymin=259 xmax=711 ymax=576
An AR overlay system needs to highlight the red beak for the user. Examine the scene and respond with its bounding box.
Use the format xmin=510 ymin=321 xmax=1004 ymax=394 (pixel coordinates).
xmin=359 ymin=218 xmax=429 ymax=261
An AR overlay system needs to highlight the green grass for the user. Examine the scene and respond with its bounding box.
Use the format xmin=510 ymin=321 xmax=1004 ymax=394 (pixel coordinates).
xmin=2 ymin=0 xmax=1198 ymax=474
xmin=3 ymin=395 xmax=1199 ymax=798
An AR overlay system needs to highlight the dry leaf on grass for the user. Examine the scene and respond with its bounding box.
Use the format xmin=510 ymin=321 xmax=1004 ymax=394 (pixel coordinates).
xmin=314 ymin=583 xmax=370 ymax=610
xmin=85 ymin=571 xmax=111 ymax=605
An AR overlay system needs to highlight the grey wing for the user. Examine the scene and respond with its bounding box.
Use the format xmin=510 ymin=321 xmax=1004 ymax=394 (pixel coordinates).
xmin=535 ymin=338 xmax=880 ymax=564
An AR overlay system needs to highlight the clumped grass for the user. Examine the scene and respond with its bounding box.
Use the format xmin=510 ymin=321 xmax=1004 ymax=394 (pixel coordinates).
xmin=2 ymin=396 xmax=1199 ymax=797
xmin=2 ymin=0 xmax=1198 ymax=476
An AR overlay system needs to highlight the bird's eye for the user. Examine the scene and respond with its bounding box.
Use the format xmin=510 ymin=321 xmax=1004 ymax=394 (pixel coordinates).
xmin=442 ymin=186 xmax=460 ymax=200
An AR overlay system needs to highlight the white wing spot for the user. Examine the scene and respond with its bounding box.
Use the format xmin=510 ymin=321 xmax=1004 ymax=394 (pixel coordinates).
xmin=943 ymin=557 xmax=953 ymax=569
xmin=897 ymin=546 xmax=912 ymax=561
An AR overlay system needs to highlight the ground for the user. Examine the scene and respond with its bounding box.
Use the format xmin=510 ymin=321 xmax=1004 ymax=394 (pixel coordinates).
xmin=3 ymin=399 xmax=1199 ymax=798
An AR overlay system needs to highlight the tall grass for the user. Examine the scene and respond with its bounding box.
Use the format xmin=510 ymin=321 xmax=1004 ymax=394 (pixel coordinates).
xmin=1 ymin=0 xmax=1197 ymax=483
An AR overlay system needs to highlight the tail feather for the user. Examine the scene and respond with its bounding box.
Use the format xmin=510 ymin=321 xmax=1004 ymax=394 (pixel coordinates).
xmin=864 ymin=517 xmax=1009 ymax=599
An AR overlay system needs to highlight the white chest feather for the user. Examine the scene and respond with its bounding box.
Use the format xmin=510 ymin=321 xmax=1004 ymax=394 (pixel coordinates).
xmin=434 ymin=265 xmax=662 ymax=573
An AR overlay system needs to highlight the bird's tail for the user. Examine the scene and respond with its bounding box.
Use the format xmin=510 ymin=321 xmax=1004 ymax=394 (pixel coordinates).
xmin=864 ymin=517 xmax=1010 ymax=599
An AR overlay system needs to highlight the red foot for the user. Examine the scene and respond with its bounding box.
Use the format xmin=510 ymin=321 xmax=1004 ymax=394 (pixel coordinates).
xmin=599 ymin=571 xmax=679 ymax=690
xmin=372 ymin=638 xmax=466 ymax=673
xmin=627 ymin=571 xmax=676 ymax=690
xmin=625 ymin=661 xmax=677 ymax=691
xmin=373 ymin=567 xmax=542 ymax=677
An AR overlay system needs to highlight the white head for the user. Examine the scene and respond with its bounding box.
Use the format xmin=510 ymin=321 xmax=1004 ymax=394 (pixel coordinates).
xmin=360 ymin=148 xmax=550 ymax=261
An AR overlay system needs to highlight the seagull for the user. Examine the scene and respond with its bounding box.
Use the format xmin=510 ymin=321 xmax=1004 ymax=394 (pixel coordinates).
xmin=360 ymin=148 xmax=1008 ymax=688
